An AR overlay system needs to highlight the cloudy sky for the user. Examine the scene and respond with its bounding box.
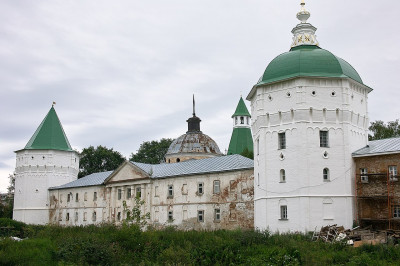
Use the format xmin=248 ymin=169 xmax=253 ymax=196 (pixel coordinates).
xmin=1 ymin=0 xmax=399 ymax=192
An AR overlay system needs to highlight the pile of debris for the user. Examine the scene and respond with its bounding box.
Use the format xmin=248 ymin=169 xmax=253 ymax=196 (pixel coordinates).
xmin=312 ymin=224 xmax=400 ymax=247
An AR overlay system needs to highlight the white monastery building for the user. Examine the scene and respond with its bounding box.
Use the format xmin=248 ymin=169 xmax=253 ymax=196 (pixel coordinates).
xmin=247 ymin=1 xmax=371 ymax=232
xmin=13 ymin=101 xmax=254 ymax=230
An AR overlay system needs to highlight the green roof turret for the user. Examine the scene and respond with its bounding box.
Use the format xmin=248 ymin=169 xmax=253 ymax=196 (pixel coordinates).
xmin=232 ymin=97 xmax=251 ymax=118
xmin=228 ymin=97 xmax=253 ymax=155
xmin=24 ymin=105 xmax=73 ymax=151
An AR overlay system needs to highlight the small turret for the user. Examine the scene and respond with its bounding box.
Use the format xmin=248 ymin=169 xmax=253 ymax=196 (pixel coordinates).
xmin=228 ymin=97 xmax=253 ymax=155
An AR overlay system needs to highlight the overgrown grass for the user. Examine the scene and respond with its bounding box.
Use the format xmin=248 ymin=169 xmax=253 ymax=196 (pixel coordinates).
xmin=0 ymin=218 xmax=400 ymax=265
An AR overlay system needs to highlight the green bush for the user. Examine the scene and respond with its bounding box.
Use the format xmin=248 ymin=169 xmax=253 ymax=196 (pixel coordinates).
xmin=1 ymin=221 xmax=400 ymax=265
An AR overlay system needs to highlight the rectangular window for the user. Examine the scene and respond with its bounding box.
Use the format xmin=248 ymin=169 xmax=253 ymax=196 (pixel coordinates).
xmin=117 ymin=212 xmax=121 ymax=221
xmin=59 ymin=211 xmax=62 ymax=221
xmin=214 ymin=209 xmax=221 ymax=222
xmin=83 ymin=212 xmax=87 ymax=221
xmin=136 ymin=187 xmax=141 ymax=198
xmin=278 ymin=132 xmax=286 ymax=149
xmin=280 ymin=205 xmax=288 ymax=220
xmin=197 ymin=182 xmax=204 ymax=195
xmin=127 ymin=188 xmax=132 ymax=199
xmin=118 ymin=189 xmax=122 ymax=200
xmin=93 ymin=192 xmax=97 ymax=201
xmin=360 ymin=168 xmax=368 ymax=183
xmin=230 ymin=180 xmax=236 ymax=192
xmin=155 ymin=186 xmax=159 ymax=197
xmin=168 ymin=211 xmax=173 ymax=222
xmin=257 ymin=138 xmax=260 ymax=155
xmin=66 ymin=213 xmax=70 ymax=221
xmin=320 ymin=130 xmax=329 ymax=148
xmin=92 ymin=211 xmax=97 ymax=222
xmin=75 ymin=212 xmax=78 ymax=222
xmin=213 ymin=180 xmax=220 ymax=194
xmin=389 ymin=166 xmax=398 ymax=181
xmin=168 ymin=185 xmax=173 ymax=198
xmin=75 ymin=193 xmax=79 ymax=202
xmin=67 ymin=193 xmax=71 ymax=202
xmin=84 ymin=192 xmax=87 ymax=201
xmin=198 ymin=210 xmax=204 ymax=222
xmin=394 ymin=206 xmax=400 ymax=218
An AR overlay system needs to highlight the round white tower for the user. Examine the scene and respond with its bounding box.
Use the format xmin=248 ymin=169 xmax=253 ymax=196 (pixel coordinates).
xmin=247 ymin=1 xmax=372 ymax=232
xmin=13 ymin=105 xmax=79 ymax=225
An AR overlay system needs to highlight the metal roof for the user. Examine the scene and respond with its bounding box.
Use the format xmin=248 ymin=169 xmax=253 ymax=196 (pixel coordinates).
xmin=166 ymin=132 xmax=222 ymax=156
xmin=352 ymin=138 xmax=400 ymax=157
xmin=132 ymin=154 xmax=254 ymax=178
xmin=49 ymin=170 xmax=113 ymax=190
xmin=24 ymin=106 xmax=73 ymax=151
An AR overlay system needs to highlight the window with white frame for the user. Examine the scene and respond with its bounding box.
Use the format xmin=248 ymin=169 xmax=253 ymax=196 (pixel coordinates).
xmin=197 ymin=182 xmax=204 ymax=195
xmin=127 ymin=188 xmax=132 ymax=199
xmin=280 ymin=169 xmax=286 ymax=183
xmin=394 ymin=206 xmax=400 ymax=218
xmin=93 ymin=192 xmax=97 ymax=201
xmin=92 ymin=211 xmax=97 ymax=222
xmin=155 ymin=186 xmax=159 ymax=197
xmin=323 ymin=168 xmax=330 ymax=181
xmin=360 ymin=168 xmax=368 ymax=183
xmin=75 ymin=212 xmax=78 ymax=222
xmin=66 ymin=213 xmax=70 ymax=221
xmin=83 ymin=212 xmax=87 ymax=221
xmin=320 ymin=130 xmax=329 ymax=148
xmin=75 ymin=193 xmax=79 ymax=202
xmin=84 ymin=192 xmax=87 ymax=201
xmin=198 ymin=210 xmax=204 ymax=222
xmin=168 ymin=185 xmax=173 ymax=198
xmin=214 ymin=209 xmax=221 ymax=222
xmin=213 ymin=180 xmax=220 ymax=194
xmin=389 ymin=166 xmax=398 ymax=181
xmin=280 ymin=205 xmax=288 ymax=220
xmin=278 ymin=132 xmax=286 ymax=149
xmin=240 ymin=116 xmax=244 ymax=124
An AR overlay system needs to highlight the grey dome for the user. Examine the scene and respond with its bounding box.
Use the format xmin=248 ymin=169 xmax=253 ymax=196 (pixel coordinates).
xmin=166 ymin=132 xmax=222 ymax=156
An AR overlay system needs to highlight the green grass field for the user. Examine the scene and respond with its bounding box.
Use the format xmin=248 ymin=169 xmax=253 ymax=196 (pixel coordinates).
xmin=0 ymin=218 xmax=399 ymax=265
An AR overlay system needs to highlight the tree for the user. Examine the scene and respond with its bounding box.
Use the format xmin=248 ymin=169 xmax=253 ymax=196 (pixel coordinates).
xmin=122 ymin=197 xmax=150 ymax=228
xmin=240 ymin=147 xmax=254 ymax=160
xmin=0 ymin=173 xmax=15 ymax=218
xmin=130 ymin=138 xmax=174 ymax=164
xmin=79 ymin=145 xmax=125 ymax=178
xmin=369 ymin=120 xmax=400 ymax=140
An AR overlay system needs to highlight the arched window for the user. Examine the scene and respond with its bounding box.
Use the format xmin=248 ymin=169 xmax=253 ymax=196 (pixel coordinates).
xmin=240 ymin=117 xmax=244 ymax=124
xmin=235 ymin=117 xmax=238 ymax=125
xmin=280 ymin=169 xmax=286 ymax=183
xmin=323 ymin=168 xmax=330 ymax=181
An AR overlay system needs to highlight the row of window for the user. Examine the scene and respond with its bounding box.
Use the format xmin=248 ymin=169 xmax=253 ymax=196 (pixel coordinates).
xmin=166 ymin=209 xmax=221 ymax=223
xmin=62 ymin=211 xmax=97 ymax=222
xmin=117 ymin=187 xmax=141 ymax=200
xmin=67 ymin=191 xmax=97 ymax=202
xmin=167 ymin=180 xmax=221 ymax=198
xmin=256 ymin=130 xmax=329 ymax=155
xmin=360 ymin=166 xmax=398 ymax=183
xmin=235 ymin=116 xmax=250 ymax=125
xmin=257 ymin=168 xmax=331 ymax=185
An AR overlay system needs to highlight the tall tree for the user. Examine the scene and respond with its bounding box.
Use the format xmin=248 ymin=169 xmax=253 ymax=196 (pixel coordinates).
xmin=369 ymin=120 xmax=400 ymax=140
xmin=79 ymin=145 xmax=125 ymax=178
xmin=130 ymin=138 xmax=174 ymax=164
xmin=0 ymin=173 xmax=15 ymax=218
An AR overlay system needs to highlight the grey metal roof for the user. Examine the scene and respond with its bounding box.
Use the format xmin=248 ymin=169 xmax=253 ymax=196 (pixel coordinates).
xmin=166 ymin=132 xmax=222 ymax=155
xmin=131 ymin=154 xmax=254 ymax=178
xmin=352 ymin=137 xmax=400 ymax=157
xmin=49 ymin=170 xmax=113 ymax=190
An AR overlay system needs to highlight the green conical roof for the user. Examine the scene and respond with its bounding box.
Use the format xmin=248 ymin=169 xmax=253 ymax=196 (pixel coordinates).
xmin=24 ymin=106 xmax=73 ymax=151
xmin=232 ymin=97 xmax=251 ymax=118
xmin=228 ymin=128 xmax=253 ymax=155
